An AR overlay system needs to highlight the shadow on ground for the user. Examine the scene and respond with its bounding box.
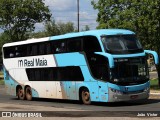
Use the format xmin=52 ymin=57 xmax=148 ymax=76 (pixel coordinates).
xmin=11 ymin=97 xmax=160 ymax=107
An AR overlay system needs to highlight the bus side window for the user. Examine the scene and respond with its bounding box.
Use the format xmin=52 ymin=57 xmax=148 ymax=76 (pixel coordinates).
xmin=33 ymin=44 xmax=38 ymax=56
xmin=39 ymin=43 xmax=45 ymax=55
xmin=17 ymin=45 xmax=27 ymax=57
xmin=26 ymin=69 xmax=35 ymax=81
xmin=67 ymin=38 xmax=82 ymax=52
xmin=27 ymin=45 xmax=32 ymax=56
xmin=46 ymin=42 xmax=51 ymax=54
xmin=83 ymin=36 xmax=102 ymax=52
xmin=54 ymin=40 xmax=66 ymax=53
xmin=8 ymin=47 xmax=15 ymax=58
xmin=35 ymin=69 xmax=41 ymax=81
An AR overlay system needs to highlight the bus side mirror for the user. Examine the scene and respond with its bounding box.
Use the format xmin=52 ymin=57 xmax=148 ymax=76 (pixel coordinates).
xmin=144 ymin=50 xmax=159 ymax=65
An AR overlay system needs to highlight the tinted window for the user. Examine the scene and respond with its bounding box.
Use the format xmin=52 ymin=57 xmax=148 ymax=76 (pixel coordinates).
xmin=101 ymin=35 xmax=142 ymax=51
xmin=39 ymin=43 xmax=45 ymax=55
xmin=83 ymin=36 xmax=102 ymax=52
xmin=46 ymin=42 xmax=51 ymax=54
xmin=4 ymin=47 xmax=14 ymax=58
xmin=67 ymin=38 xmax=82 ymax=52
xmin=26 ymin=66 xmax=84 ymax=81
xmin=52 ymin=40 xmax=66 ymax=53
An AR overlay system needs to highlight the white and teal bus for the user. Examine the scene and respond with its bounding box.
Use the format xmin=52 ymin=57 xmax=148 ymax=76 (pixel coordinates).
xmin=2 ymin=29 xmax=159 ymax=104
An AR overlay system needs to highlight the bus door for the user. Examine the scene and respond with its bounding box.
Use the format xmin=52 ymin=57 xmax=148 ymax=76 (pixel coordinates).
xmin=86 ymin=53 xmax=110 ymax=102
xmin=97 ymin=64 xmax=109 ymax=102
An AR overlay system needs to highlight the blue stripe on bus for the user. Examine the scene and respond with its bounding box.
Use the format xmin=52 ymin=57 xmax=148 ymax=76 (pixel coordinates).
xmin=54 ymin=53 xmax=87 ymax=66
xmin=49 ymin=29 xmax=134 ymax=41
xmin=112 ymin=52 xmax=146 ymax=58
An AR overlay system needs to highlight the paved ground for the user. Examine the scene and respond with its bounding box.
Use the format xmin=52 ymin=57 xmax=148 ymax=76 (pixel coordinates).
xmin=0 ymin=72 xmax=159 ymax=119
xmin=0 ymin=85 xmax=160 ymax=119
xmin=150 ymin=71 xmax=158 ymax=79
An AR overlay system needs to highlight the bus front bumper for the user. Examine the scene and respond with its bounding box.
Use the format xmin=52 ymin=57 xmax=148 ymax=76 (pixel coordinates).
xmin=108 ymin=87 xmax=149 ymax=102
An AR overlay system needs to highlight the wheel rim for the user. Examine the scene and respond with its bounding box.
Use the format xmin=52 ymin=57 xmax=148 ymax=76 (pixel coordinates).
xmin=82 ymin=91 xmax=90 ymax=103
xmin=27 ymin=89 xmax=31 ymax=95
xmin=26 ymin=87 xmax=32 ymax=100
xmin=18 ymin=88 xmax=24 ymax=99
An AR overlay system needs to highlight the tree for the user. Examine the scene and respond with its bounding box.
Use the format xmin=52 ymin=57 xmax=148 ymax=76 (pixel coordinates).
xmin=81 ymin=25 xmax=90 ymax=31
xmin=45 ymin=20 xmax=75 ymax=36
xmin=32 ymin=20 xmax=76 ymax=38
xmin=0 ymin=0 xmax=51 ymax=42
xmin=91 ymin=0 xmax=160 ymax=87
xmin=0 ymin=32 xmax=11 ymax=63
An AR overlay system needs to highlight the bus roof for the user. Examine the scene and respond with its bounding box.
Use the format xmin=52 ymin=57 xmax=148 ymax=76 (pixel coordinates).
xmin=3 ymin=29 xmax=135 ymax=47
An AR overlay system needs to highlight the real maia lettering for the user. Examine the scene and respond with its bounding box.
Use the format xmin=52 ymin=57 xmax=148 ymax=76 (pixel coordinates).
xmin=18 ymin=58 xmax=47 ymax=67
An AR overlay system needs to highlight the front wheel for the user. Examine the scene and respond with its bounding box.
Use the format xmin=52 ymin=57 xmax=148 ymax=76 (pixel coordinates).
xmin=25 ymin=86 xmax=32 ymax=101
xmin=81 ymin=89 xmax=91 ymax=105
xmin=17 ymin=87 xmax=25 ymax=100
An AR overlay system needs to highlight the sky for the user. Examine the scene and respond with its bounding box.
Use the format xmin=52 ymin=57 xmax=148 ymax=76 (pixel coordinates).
xmin=0 ymin=0 xmax=98 ymax=33
xmin=35 ymin=0 xmax=98 ymax=32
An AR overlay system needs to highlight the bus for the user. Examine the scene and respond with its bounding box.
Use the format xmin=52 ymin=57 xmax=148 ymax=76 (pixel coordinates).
xmin=2 ymin=29 xmax=159 ymax=104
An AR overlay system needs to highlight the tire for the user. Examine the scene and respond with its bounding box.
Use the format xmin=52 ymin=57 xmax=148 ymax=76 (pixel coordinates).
xmin=81 ymin=88 xmax=91 ymax=105
xmin=25 ymin=86 xmax=32 ymax=101
xmin=17 ymin=87 xmax=25 ymax=100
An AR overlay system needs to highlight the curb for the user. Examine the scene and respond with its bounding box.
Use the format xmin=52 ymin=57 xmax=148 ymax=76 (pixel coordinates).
xmin=150 ymin=93 xmax=160 ymax=95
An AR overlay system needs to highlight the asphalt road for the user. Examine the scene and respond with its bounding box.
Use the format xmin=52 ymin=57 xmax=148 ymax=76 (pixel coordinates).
xmin=0 ymin=85 xmax=160 ymax=113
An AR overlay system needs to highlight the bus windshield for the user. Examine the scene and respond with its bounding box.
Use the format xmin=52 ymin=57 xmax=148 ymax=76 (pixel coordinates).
xmin=111 ymin=57 xmax=149 ymax=85
xmin=101 ymin=35 xmax=143 ymax=53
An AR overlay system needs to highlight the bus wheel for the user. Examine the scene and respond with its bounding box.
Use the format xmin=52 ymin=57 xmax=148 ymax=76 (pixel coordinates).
xmin=81 ymin=88 xmax=91 ymax=105
xmin=25 ymin=86 xmax=32 ymax=101
xmin=17 ymin=87 xmax=25 ymax=100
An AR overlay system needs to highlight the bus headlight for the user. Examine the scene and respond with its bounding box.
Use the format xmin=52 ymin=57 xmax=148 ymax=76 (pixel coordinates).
xmin=110 ymin=88 xmax=123 ymax=94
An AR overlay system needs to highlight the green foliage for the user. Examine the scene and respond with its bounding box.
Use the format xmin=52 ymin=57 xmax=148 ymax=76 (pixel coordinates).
xmin=150 ymin=79 xmax=160 ymax=90
xmin=0 ymin=32 xmax=11 ymax=59
xmin=81 ymin=25 xmax=90 ymax=31
xmin=91 ymin=0 xmax=160 ymax=52
xmin=45 ymin=20 xmax=75 ymax=36
xmin=32 ymin=20 xmax=76 ymax=38
xmin=0 ymin=0 xmax=51 ymax=42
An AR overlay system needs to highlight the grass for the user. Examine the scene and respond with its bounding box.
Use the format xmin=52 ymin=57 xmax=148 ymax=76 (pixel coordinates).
xmin=0 ymin=71 xmax=4 ymax=85
xmin=0 ymin=71 xmax=3 ymax=75
xmin=0 ymin=79 xmax=4 ymax=85
xmin=150 ymin=78 xmax=160 ymax=90
xmin=0 ymin=71 xmax=3 ymax=79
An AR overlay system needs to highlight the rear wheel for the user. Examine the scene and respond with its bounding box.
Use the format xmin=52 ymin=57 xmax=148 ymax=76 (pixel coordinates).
xmin=17 ymin=87 xmax=25 ymax=100
xmin=25 ymin=86 xmax=32 ymax=101
xmin=81 ymin=88 xmax=91 ymax=105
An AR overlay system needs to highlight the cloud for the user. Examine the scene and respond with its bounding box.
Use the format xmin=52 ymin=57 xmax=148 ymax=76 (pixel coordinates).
xmin=44 ymin=0 xmax=76 ymax=11
xmin=35 ymin=0 xmax=98 ymax=31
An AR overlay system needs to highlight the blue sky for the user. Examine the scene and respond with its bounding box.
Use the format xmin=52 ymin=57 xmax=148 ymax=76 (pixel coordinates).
xmin=35 ymin=0 xmax=98 ymax=31
xmin=0 ymin=0 xmax=98 ymax=33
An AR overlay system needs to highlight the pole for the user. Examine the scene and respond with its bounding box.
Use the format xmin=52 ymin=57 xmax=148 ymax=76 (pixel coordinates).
xmin=77 ymin=0 xmax=79 ymax=32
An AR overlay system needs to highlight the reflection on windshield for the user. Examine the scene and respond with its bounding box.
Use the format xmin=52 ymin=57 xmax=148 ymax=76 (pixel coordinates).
xmin=101 ymin=35 xmax=142 ymax=51
xmin=111 ymin=57 xmax=149 ymax=85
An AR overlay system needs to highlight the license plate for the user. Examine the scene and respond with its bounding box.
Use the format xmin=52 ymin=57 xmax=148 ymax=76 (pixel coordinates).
xmin=130 ymin=95 xmax=138 ymax=99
